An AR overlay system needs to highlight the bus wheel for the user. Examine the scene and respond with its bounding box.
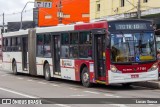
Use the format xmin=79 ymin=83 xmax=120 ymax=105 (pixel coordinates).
xmin=12 ymin=61 xmax=18 ymax=75
xmin=44 ymin=63 xmax=51 ymax=81
xmin=81 ymin=67 xmax=92 ymax=87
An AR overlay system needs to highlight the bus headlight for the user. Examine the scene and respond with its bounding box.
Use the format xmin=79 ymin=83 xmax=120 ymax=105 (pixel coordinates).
xmin=148 ymin=63 xmax=158 ymax=72
xmin=111 ymin=65 xmax=122 ymax=73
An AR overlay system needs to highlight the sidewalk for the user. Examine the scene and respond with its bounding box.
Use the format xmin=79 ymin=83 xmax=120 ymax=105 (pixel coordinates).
xmin=133 ymin=79 xmax=160 ymax=89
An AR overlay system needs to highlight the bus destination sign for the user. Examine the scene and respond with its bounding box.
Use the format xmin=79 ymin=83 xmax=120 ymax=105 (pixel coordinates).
xmin=115 ymin=23 xmax=147 ymax=30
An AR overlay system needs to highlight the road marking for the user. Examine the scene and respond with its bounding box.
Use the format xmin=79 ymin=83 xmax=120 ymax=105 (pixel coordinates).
xmin=27 ymin=79 xmax=33 ymax=82
xmin=104 ymin=94 xmax=121 ymax=98
xmin=51 ymin=84 xmax=60 ymax=87
xmin=115 ymin=96 xmax=121 ymax=98
xmin=0 ymin=87 xmax=36 ymax=98
xmin=0 ymin=87 xmax=71 ymax=107
xmin=109 ymin=104 xmax=128 ymax=107
xmin=84 ymin=91 xmax=100 ymax=94
xmin=69 ymin=88 xmax=77 ymax=91
xmin=104 ymin=94 xmax=114 ymax=97
xmin=55 ymin=104 xmax=71 ymax=107
xmin=38 ymin=82 xmax=47 ymax=85
xmin=148 ymin=104 xmax=154 ymax=105
xmin=1 ymin=74 xmax=9 ymax=77
xmin=70 ymin=94 xmax=86 ymax=97
xmin=17 ymin=77 xmax=24 ymax=80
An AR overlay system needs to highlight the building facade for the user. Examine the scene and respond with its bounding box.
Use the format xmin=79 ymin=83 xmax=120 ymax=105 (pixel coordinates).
xmin=38 ymin=0 xmax=89 ymax=27
xmin=90 ymin=0 xmax=160 ymax=20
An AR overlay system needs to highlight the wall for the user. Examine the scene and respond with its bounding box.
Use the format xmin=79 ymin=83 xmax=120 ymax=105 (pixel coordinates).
xmin=90 ymin=0 xmax=160 ymax=20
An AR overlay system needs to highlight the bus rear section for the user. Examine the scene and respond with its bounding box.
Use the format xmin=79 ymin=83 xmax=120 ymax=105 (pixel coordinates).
xmin=2 ymin=30 xmax=29 ymax=74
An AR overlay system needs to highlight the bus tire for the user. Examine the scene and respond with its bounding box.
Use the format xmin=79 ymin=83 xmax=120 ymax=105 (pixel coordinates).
xmin=44 ymin=63 xmax=51 ymax=81
xmin=12 ymin=61 xmax=18 ymax=75
xmin=81 ymin=67 xmax=92 ymax=87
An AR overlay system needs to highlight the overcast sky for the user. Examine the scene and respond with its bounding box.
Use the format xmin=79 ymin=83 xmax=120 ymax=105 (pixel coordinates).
xmin=0 ymin=0 xmax=35 ymax=25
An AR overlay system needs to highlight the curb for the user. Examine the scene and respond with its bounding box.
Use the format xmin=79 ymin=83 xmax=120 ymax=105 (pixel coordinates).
xmin=133 ymin=81 xmax=160 ymax=89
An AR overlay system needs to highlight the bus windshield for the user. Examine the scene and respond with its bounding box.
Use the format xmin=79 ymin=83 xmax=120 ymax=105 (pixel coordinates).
xmin=111 ymin=32 xmax=156 ymax=63
xmin=157 ymin=41 xmax=160 ymax=51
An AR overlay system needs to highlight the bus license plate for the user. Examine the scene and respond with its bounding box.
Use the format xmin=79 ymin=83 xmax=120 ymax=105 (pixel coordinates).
xmin=131 ymin=74 xmax=139 ymax=78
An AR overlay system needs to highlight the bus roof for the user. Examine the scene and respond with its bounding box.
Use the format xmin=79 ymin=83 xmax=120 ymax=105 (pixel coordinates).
xmin=3 ymin=29 xmax=28 ymax=37
xmin=36 ymin=24 xmax=74 ymax=34
xmin=2 ymin=19 xmax=152 ymax=37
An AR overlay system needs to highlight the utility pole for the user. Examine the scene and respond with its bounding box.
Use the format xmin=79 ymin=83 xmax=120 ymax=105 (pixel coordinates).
xmin=20 ymin=1 xmax=34 ymax=30
xmin=137 ymin=0 xmax=141 ymax=19
xmin=2 ymin=13 xmax=4 ymax=33
xmin=57 ymin=0 xmax=63 ymax=24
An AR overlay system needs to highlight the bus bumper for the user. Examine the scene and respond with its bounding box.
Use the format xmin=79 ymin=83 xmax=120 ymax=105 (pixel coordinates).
xmin=108 ymin=69 xmax=159 ymax=84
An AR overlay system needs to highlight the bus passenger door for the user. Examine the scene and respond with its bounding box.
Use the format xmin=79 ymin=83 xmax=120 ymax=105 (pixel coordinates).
xmin=93 ymin=30 xmax=106 ymax=81
xmin=53 ymin=35 xmax=61 ymax=75
xmin=22 ymin=37 xmax=28 ymax=71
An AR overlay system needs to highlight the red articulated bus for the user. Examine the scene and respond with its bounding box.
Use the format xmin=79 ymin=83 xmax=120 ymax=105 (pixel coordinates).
xmin=2 ymin=19 xmax=159 ymax=87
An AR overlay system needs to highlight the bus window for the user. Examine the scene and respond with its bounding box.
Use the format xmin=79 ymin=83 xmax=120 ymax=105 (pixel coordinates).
xmin=44 ymin=34 xmax=51 ymax=57
xmin=79 ymin=32 xmax=92 ymax=44
xmin=111 ymin=33 xmax=156 ymax=63
xmin=157 ymin=41 xmax=160 ymax=59
xmin=61 ymin=33 xmax=70 ymax=58
xmin=12 ymin=37 xmax=16 ymax=46
xmin=8 ymin=38 xmax=11 ymax=46
xmin=17 ymin=37 xmax=21 ymax=46
xmin=61 ymin=33 xmax=69 ymax=45
xmin=7 ymin=38 xmax=12 ymax=51
xmin=79 ymin=46 xmax=92 ymax=59
xmin=70 ymin=33 xmax=78 ymax=44
xmin=37 ymin=34 xmax=44 ymax=57
xmin=12 ymin=37 xmax=17 ymax=51
xmin=61 ymin=46 xmax=69 ymax=58
xmin=79 ymin=31 xmax=92 ymax=59
xmin=70 ymin=46 xmax=78 ymax=58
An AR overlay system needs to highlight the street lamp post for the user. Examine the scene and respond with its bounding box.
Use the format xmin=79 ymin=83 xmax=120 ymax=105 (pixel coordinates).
xmin=20 ymin=1 xmax=34 ymax=30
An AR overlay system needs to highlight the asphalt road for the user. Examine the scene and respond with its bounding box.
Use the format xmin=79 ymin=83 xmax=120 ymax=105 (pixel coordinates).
xmin=0 ymin=69 xmax=160 ymax=107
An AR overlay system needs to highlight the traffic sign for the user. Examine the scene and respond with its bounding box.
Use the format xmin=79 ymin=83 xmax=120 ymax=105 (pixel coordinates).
xmin=35 ymin=0 xmax=52 ymax=8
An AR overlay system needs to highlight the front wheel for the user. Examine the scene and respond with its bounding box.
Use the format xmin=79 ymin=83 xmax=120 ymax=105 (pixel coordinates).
xmin=81 ymin=67 xmax=93 ymax=87
xmin=44 ymin=63 xmax=51 ymax=81
xmin=12 ymin=61 xmax=18 ymax=75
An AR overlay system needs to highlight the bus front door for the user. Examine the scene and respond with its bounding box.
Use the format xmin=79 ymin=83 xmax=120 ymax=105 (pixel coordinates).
xmin=53 ymin=35 xmax=61 ymax=76
xmin=22 ymin=37 xmax=28 ymax=71
xmin=93 ymin=31 xmax=106 ymax=81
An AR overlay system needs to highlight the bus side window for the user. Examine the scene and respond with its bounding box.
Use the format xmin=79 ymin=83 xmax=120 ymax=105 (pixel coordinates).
xmin=70 ymin=32 xmax=78 ymax=44
xmin=17 ymin=37 xmax=21 ymax=51
xmin=44 ymin=34 xmax=51 ymax=58
xmin=79 ymin=31 xmax=92 ymax=59
xmin=70 ymin=32 xmax=78 ymax=58
xmin=7 ymin=38 xmax=12 ymax=52
xmin=70 ymin=46 xmax=78 ymax=58
xmin=12 ymin=37 xmax=16 ymax=51
xmin=61 ymin=33 xmax=69 ymax=58
xmin=37 ymin=34 xmax=44 ymax=57
xmin=61 ymin=46 xmax=69 ymax=58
